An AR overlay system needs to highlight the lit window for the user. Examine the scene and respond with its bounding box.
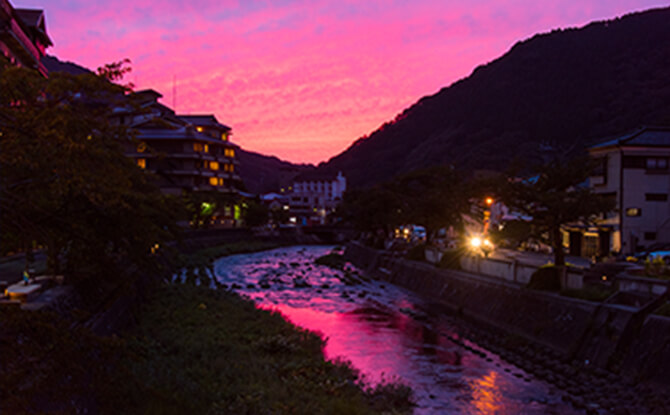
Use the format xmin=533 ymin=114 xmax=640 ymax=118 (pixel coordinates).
xmin=209 ymin=177 xmax=218 ymax=186
xmin=626 ymin=207 xmax=641 ymax=217
xmin=229 ymin=164 xmax=234 ymax=172
xmin=137 ymin=158 xmax=146 ymax=169
xmin=196 ymin=126 xmax=204 ymax=132
xmin=221 ymin=133 xmax=228 ymax=141
xmin=204 ymin=144 xmax=209 ymax=153
xmin=194 ymin=143 xmax=203 ymax=152
xmin=209 ymin=161 xmax=219 ymax=171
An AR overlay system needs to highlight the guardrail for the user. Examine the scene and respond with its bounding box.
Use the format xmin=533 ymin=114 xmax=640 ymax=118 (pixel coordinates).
xmin=426 ymin=247 xmax=584 ymax=290
xmin=616 ymin=274 xmax=669 ymax=296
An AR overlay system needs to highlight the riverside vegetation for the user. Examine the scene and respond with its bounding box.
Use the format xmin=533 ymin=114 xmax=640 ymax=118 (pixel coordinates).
xmin=0 ymin=243 xmax=414 ymax=414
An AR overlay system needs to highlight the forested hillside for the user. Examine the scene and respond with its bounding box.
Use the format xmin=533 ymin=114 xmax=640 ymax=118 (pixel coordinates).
xmin=321 ymin=7 xmax=670 ymax=187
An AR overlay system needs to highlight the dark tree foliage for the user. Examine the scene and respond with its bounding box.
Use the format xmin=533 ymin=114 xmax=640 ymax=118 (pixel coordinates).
xmin=499 ymin=156 xmax=615 ymax=266
xmin=338 ymin=166 xmax=469 ymax=235
xmin=321 ymin=7 xmax=670 ymax=188
xmin=243 ymin=200 xmax=270 ymax=227
xmin=0 ymin=61 xmax=181 ymax=285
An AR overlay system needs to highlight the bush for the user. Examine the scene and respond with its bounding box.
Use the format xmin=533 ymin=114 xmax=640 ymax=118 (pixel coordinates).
xmin=405 ymin=244 xmax=426 ymax=261
xmin=315 ymin=253 xmax=347 ymax=270
xmin=437 ymin=249 xmax=462 ymax=270
xmin=654 ymin=302 xmax=670 ymax=317
xmin=561 ymin=285 xmax=616 ymax=302
xmin=527 ymin=265 xmax=561 ymax=291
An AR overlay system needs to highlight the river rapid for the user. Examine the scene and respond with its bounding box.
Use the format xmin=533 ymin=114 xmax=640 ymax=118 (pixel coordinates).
xmin=212 ymin=245 xmax=583 ymax=414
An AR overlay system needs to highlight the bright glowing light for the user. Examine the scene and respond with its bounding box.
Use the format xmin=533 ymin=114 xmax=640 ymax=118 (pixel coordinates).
xmin=470 ymin=237 xmax=482 ymax=248
xmin=483 ymin=238 xmax=492 ymax=247
xmin=485 ymin=197 xmax=494 ymax=206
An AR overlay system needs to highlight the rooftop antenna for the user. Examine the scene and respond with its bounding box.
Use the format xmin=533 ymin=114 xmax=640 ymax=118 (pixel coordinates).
xmin=172 ymin=74 xmax=177 ymax=111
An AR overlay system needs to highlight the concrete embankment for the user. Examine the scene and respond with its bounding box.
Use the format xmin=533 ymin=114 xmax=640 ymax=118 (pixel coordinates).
xmin=345 ymin=241 xmax=670 ymax=387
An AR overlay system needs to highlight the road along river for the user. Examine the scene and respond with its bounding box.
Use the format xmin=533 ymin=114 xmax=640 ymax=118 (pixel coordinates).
xmin=212 ymin=245 xmax=582 ymax=414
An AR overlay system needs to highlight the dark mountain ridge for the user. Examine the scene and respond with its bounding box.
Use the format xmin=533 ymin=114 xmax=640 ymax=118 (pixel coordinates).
xmin=320 ymin=7 xmax=670 ymax=187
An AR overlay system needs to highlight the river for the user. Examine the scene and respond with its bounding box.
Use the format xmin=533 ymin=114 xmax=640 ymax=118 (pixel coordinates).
xmin=212 ymin=245 xmax=582 ymax=414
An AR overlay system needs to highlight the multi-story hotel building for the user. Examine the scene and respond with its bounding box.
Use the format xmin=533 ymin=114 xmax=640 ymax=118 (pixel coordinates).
xmin=117 ymin=89 xmax=242 ymax=196
xmin=0 ymin=0 xmax=51 ymax=76
xmin=288 ymin=171 xmax=346 ymax=225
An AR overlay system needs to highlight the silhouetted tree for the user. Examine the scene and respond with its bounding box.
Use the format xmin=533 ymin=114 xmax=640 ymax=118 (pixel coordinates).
xmin=500 ymin=156 xmax=614 ymax=267
xmin=0 ymin=61 xmax=180 ymax=285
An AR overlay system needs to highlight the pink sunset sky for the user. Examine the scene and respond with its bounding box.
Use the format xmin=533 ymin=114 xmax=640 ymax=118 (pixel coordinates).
xmin=14 ymin=0 xmax=669 ymax=164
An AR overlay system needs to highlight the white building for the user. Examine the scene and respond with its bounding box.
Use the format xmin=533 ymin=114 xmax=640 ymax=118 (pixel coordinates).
xmin=288 ymin=171 xmax=346 ymax=225
xmin=587 ymin=126 xmax=670 ymax=255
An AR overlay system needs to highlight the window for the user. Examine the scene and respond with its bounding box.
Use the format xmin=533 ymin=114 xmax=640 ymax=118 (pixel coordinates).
xmin=646 ymin=157 xmax=668 ymax=171
xmin=221 ymin=133 xmax=228 ymax=141
xmin=209 ymin=161 xmax=219 ymax=171
xmin=137 ymin=158 xmax=146 ymax=169
xmin=645 ymin=193 xmax=668 ymax=202
xmin=224 ymin=148 xmax=235 ymax=158
xmin=626 ymin=207 xmax=641 ymax=217
xmin=592 ymin=156 xmax=607 ymax=183
xmin=644 ymin=232 xmax=657 ymax=241
xmin=623 ymin=156 xmax=646 ymax=169
xmin=204 ymin=144 xmax=209 ymax=153
xmin=194 ymin=143 xmax=204 ymax=152
xmin=209 ymin=177 xmax=224 ymax=186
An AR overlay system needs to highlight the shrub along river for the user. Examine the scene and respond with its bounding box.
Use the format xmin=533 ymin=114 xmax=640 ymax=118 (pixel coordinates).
xmin=213 ymin=245 xmax=582 ymax=414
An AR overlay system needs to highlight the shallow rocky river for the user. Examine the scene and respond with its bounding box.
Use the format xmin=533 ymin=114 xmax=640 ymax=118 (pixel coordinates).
xmin=213 ymin=245 xmax=583 ymax=414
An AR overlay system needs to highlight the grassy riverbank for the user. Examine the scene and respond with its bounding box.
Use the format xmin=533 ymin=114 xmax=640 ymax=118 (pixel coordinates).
xmin=1 ymin=242 xmax=413 ymax=414
xmin=113 ymin=284 xmax=413 ymax=414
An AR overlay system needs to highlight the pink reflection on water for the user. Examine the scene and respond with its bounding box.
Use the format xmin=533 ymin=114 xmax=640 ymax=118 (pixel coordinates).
xmin=266 ymin=303 xmax=409 ymax=384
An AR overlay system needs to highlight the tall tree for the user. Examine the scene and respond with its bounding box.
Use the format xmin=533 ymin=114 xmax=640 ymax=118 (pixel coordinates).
xmin=0 ymin=61 xmax=180 ymax=285
xmin=338 ymin=165 xmax=469 ymax=237
xmin=500 ymin=156 xmax=614 ymax=267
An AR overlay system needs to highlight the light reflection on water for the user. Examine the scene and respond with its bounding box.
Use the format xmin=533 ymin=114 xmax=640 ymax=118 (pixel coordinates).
xmin=213 ymin=245 xmax=582 ymax=414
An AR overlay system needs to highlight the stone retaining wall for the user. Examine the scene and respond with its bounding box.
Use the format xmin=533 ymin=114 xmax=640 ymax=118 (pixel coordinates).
xmin=345 ymin=241 xmax=670 ymax=385
xmin=459 ymin=252 xmax=584 ymax=289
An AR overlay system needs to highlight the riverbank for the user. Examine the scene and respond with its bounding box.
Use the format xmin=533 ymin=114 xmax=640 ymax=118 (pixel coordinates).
xmin=345 ymin=241 xmax=670 ymax=414
xmin=0 ymin=242 xmax=413 ymax=414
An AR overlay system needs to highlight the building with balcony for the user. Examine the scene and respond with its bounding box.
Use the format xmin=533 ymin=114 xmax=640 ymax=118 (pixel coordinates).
xmin=113 ymin=89 xmax=244 ymax=226
xmin=288 ymin=171 xmax=346 ymax=225
xmin=583 ymin=126 xmax=670 ymax=256
xmin=116 ymin=89 xmax=242 ymax=196
xmin=0 ymin=0 xmax=51 ymax=76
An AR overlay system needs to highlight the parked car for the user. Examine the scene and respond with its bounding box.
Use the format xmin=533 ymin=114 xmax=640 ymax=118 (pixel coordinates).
xmin=395 ymin=225 xmax=427 ymax=244
xmin=633 ymin=243 xmax=670 ymax=262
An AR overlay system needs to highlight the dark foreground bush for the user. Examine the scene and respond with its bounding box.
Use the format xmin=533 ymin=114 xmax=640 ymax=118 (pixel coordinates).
xmin=527 ymin=265 xmax=561 ymax=291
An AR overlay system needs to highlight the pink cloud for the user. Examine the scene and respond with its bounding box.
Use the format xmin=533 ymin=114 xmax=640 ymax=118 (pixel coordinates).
xmin=12 ymin=0 xmax=669 ymax=163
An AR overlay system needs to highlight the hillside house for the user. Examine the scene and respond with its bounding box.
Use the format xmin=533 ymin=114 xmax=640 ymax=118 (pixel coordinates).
xmin=583 ymin=126 xmax=670 ymax=256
